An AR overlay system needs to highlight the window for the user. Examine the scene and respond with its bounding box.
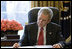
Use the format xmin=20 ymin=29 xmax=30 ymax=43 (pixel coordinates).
xmin=1 ymin=1 xmax=31 ymax=26
xmin=1 ymin=1 xmax=31 ymax=39
xmin=1 ymin=1 xmax=7 ymax=19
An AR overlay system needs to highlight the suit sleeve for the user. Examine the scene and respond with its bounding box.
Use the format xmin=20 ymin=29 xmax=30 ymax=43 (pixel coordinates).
xmin=55 ymin=25 xmax=65 ymax=43
xmin=19 ymin=25 xmax=30 ymax=46
xmin=60 ymin=36 xmax=71 ymax=48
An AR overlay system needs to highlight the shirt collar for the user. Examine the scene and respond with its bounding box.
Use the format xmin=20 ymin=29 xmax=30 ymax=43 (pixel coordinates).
xmin=39 ymin=26 xmax=46 ymax=30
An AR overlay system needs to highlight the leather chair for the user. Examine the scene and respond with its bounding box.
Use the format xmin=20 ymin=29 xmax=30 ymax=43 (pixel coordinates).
xmin=28 ymin=7 xmax=60 ymax=25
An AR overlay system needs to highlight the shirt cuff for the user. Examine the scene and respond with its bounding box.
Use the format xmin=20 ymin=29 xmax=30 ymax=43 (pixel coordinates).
xmin=58 ymin=43 xmax=63 ymax=48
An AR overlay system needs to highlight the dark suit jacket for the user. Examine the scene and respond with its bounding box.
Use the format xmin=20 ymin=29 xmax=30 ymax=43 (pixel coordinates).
xmin=19 ymin=22 xmax=64 ymax=46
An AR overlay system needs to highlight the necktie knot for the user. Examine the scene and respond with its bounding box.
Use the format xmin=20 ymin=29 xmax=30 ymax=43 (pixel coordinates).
xmin=40 ymin=27 xmax=43 ymax=31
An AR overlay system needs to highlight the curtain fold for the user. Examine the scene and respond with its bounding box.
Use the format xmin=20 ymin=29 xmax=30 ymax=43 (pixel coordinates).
xmin=31 ymin=1 xmax=64 ymax=11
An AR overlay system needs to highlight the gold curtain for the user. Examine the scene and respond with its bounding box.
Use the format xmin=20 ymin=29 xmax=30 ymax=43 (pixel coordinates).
xmin=31 ymin=1 xmax=63 ymax=11
xmin=31 ymin=1 xmax=71 ymax=21
xmin=31 ymin=1 xmax=64 ymax=23
xmin=31 ymin=1 xmax=71 ymax=13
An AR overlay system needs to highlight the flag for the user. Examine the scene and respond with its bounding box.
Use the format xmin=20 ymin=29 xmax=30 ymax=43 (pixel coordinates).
xmin=60 ymin=2 xmax=71 ymax=39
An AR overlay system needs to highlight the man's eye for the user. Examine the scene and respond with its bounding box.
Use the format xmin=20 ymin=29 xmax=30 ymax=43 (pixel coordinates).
xmin=43 ymin=20 xmax=46 ymax=21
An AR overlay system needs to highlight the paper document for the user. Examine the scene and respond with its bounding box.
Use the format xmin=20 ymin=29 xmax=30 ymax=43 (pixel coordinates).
xmin=1 ymin=45 xmax=53 ymax=48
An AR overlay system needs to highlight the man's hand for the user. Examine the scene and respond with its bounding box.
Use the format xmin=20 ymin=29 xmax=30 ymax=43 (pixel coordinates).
xmin=53 ymin=44 xmax=61 ymax=48
xmin=13 ymin=43 xmax=20 ymax=48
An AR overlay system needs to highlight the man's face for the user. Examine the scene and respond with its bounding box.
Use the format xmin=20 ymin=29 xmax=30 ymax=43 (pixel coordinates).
xmin=37 ymin=13 xmax=51 ymax=27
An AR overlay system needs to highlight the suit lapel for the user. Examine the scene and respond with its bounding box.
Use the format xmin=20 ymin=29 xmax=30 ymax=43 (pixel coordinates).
xmin=33 ymin=23 xmax=38 ymax=42
xmin=46 ymin=23 xmax=53 ymax=45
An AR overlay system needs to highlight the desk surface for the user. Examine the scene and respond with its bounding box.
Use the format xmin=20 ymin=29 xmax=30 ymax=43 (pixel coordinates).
xmin=1 ymin=45 xmax=53 ymax=48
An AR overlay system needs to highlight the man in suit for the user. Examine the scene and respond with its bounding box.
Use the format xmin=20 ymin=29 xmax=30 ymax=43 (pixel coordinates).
xmin=13 ymin=7 xmax=64 ymax=48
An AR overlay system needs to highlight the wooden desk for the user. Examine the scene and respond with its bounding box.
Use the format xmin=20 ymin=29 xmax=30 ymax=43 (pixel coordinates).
xmin=1 ymin=39 xmax=20 ymax=46
xmin=1 ymin=34 xmax=20 ymax=46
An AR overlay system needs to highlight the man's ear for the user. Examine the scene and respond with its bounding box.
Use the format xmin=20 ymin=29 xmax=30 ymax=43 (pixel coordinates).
xmin=47 ymin=19 xmax=51 ymax=23
xmin=49 ymin=19 xmax=51 ymax=22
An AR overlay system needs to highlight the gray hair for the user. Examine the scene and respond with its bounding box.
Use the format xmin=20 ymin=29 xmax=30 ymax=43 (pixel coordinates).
xmin=38 ymin=7 xmax=53 ymax=19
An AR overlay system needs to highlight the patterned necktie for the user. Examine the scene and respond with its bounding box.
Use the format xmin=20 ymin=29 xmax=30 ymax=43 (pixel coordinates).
xmin=37 ymin=27 xmax=44 ymax=45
